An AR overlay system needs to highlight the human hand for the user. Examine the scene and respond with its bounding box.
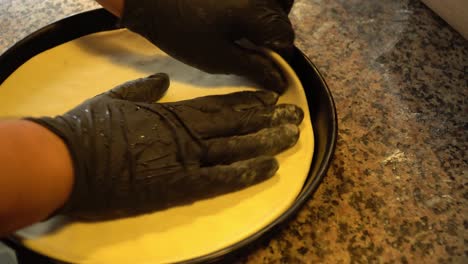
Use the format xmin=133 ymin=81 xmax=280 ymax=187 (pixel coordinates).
xmin=27 ymin=73 xmax=303 ymax=220
xmin=121 ymin=0 xmax=295 ymax=93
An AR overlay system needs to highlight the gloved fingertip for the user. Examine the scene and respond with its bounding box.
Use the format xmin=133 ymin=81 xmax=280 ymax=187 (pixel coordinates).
xmin=252 ymin=156 xmax=279 ymax=180
xmin=233 ymin=156 xmax=279 ymax=187
xmin=232 ymin=46 xmax=287 ymax=93
xmin=281 ymin=124 xmax=301 ymax=148
xmin=144 ymin=73 xmax=170 ymax=101
xmin=278 ymin=46 xmax=295 ymax=63
xmin=263 ymin=68 xmax=288 ymax=94
xmin=108 ymin=73 xmax=171 ymax=102
xmin=148 ymin=72 xmax=170 ymax=87
xmin=148 ymin=72 xmax=169 ymax=80
xmin=254 ymin=90 xmax=280 ymax=105
xmin=278 ymin=0 xmax=295 ymax=14
xmin=264 ymin=40 xmax=295 ymax=62
xmin=271 ymin=104 xmax=304 ymax=126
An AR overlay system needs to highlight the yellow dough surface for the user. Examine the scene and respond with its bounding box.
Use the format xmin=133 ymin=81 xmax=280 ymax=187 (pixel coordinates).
xmin=0 ymin=30 xmax=313 ymax=264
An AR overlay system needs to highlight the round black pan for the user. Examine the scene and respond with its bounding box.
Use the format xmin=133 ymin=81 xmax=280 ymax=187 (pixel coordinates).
xmin=0 ymin=9 xmax=337 ymax=264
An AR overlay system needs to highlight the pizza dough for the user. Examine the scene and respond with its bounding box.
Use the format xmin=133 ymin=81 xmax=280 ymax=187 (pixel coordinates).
xmin=0 ymin=29 xmax=313 ymax=264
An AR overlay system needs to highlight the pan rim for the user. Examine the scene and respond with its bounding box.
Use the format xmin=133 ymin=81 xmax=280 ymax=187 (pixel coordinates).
xmin=0 ymin=9 xmax=337 ymax=264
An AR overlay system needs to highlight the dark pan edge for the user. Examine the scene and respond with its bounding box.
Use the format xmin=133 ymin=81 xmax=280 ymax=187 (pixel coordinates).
xmin=0 ymin=9 xmax=337 ymax=264
xmin=0 ymin=9 xmax=119 ymax=85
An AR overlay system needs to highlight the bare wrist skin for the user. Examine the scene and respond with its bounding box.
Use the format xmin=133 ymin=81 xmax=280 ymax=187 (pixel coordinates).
xmin=0 ymin=120 xmax=73 ymax=235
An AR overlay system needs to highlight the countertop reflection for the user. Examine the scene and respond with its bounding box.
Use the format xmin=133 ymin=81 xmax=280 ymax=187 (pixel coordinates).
xmin=1 ymin=0 xmax=466 ymax=263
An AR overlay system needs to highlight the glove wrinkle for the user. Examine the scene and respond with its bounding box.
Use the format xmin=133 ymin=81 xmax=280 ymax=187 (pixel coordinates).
xmin=117 ymin=107 xmax=137 ymax=206
xmin=121 ymin=0 xmax=295 ymax=92
xmin=26 ymin=75 xmax=303 ymax=220
xmin=103 ymin=104 xmax=113 ymax=210
xmin=137 ymin=104 xmax=204 ymax=170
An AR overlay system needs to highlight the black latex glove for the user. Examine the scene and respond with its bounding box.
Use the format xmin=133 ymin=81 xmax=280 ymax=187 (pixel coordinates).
xmin=121 ymin=0 xmax=295 ymax=93
xmin=27 ymin=73 xmax=303 ymax=220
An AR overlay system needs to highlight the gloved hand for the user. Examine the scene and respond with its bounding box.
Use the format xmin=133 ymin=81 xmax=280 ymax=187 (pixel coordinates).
xmin=121 ymin=0 xmax=295 ymax=93
xmin=27 ymin=73 xmax=303 ymax=220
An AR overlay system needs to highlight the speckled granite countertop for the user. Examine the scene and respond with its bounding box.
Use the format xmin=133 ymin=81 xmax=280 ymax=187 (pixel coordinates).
xmin=1 ymin=0 xmax=467 ymax=263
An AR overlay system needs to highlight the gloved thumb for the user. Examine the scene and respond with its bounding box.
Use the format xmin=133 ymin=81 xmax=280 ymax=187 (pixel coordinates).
xmin=277 ymin=0 xmax=295 ymax=14
xmin=226 ymin=42 xmax=287 ymax=93
xmin=238 ymin=1 xmax=295 ymax=61
xmin=108 ymin=73 xmax=170 ymax=103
